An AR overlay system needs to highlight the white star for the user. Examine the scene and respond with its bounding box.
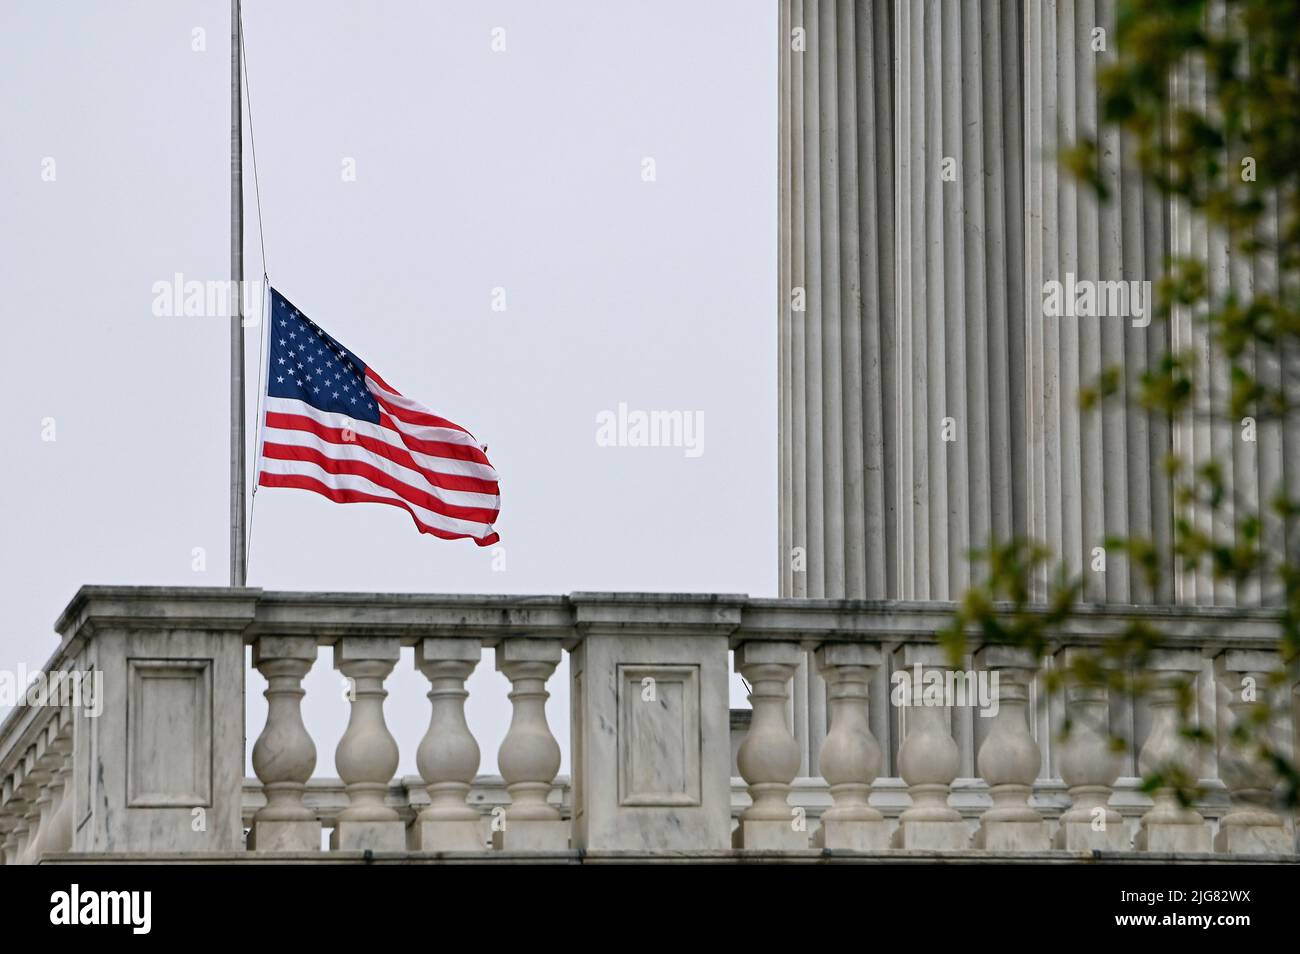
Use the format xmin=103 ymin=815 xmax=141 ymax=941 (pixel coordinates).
xmin=289 ymin=331 xmax=296 ymax=339
xmin=276 ymin=375 xmax=284 ymax=383
xmin=277 ymin=357 xmax=285 ymax=365
xmin=333 ymin=391 xmax=340 ymax=398
xmin=313 ymin=387 xmax=320 ymax=394
xmin=279 ymin=338 xmax=286 ymax=345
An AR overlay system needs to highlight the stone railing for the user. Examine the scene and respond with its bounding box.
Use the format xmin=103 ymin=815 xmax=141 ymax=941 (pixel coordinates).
xmin=1 ymin=587 xmax=1297 ymax=862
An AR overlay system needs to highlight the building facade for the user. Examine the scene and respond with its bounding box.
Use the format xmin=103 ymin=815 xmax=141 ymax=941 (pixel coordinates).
xmin=778 ymin=0 xmax=1296 ymax=781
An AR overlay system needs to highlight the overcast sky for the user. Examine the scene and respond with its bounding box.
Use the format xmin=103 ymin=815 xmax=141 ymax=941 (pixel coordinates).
xmin=0 ymin=0 xmax=777 ymax=774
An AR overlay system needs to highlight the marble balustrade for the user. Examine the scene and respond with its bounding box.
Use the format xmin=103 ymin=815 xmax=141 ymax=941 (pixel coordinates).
xmin=0 ymin=587 xmax=1296 ymax=861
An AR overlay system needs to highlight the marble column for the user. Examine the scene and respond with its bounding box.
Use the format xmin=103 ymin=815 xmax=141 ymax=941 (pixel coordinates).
xmin=895 ymin=0 xmax=1026 ymax=600
xmin=1025 ymin=0 xmax=1174 ymax=604
xmin=780 ymin=0 xmax=896 ymax=603
xmin=1169 ymin=2 xmax=1297 ymax=608
xmin=780 ymin=0 xmax=898 ymax=774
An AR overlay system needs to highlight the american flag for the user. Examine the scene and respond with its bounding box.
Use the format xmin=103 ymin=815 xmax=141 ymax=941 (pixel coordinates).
xmin=256 ymin=288 xmax=501 ymax=546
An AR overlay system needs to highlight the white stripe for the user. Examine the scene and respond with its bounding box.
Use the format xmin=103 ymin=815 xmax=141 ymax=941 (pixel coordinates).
xmin=365 ymin=379 xmax=492 ymax=452
xmin=259 ymin=457 xmax=495 ymax=538
xmin=362 ymin=379 xmax=483 ymax=447
xmin=262 ymin=422 xmax=500 ymax=510
xmin=264 ymin=396 xmax=499 ymax=482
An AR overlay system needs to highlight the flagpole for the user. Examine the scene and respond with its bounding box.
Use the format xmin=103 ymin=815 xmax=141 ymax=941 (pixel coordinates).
xmin=230 ymin=0 xmax=247 ymax=587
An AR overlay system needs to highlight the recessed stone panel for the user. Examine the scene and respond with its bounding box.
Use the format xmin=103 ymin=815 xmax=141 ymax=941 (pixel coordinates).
xmin=618 ymin=664 xmax=700 ymax=807
xmin=126 ymin=659 xmax=212 ymax=807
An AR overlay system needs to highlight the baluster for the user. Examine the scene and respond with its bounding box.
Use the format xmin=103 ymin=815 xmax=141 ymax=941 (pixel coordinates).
xmin=414 ymin=638 xmax=483 ymax=851
xmin=893 ymin=646 xmax=968 ymax=849
xmin=1214 ymin=651 xmax=1291 ymax=853
xmin=972 ymin=647 xmax=1048 ymax=850
xmin=5 ymin=817 xmax=27 ymax=866
xmin=812 ymin=643 xmax=888 ymax=850
xmin=331 ymin=638 xmax=403 ymax=851
xmin=0 ymin=774 xmax=22 ymax=865
xmin=1053 ymin=648 xmax=1126 ymax=850
xmin=734 ymin=641 xmax=805 ymax=850
xmin=44 ymin=745 xmax=74 ymax=855
xmin=37 ymin=717 xmax=73 ymax=856
xmin=1134 ymin=650 xmax=1211 ymax=852
xmin=250 ymin=636 xmax=321 ymax=851
xmin=18 ymin=748 xmax=49 ymax=865
xmin=494 ymin=639 xmax=566 ymax=850
xmin=31 ymin=741 xmax=62 ymax=862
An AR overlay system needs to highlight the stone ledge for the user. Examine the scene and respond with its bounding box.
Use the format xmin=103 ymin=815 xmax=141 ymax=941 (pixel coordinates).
xmin=39 ymin=848 xmax=1300 ymax=865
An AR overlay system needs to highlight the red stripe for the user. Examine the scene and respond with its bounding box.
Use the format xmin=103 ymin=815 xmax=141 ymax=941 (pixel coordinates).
xmin=375 ymin=410 xmax=493 ymax=465
xmin=369 ymin=386 xmax=480 ymax=438
xmin=259 ymin=472 xmax=499 ymax=546
xmin=265 ymin=411 xmax=500 ymax=495
xmin=262 ymin=441 xmax=500 ymax=524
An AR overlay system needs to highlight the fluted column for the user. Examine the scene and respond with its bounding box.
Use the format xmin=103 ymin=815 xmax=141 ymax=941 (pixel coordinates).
xmin=972 ymin=648 xmax=1048 ymax=849
xmin=780 ymin=0 xmax=897 ymax=776
xmin=812 ymin=643 xmax=888 ymax=849
xmin=414 ymin=638 xmax=483 ymax=851
xmin=734 ymin=641 xmax=806 ymax=849
xmin=331 ymin=637 xmax=403 ymax=851
xmin=1134 ymin=650 xmax=1211 ymax=851
xmin=1053 ymin=647 xmax=1127 ymax=849
xmin=895 ymin=0 xmax=1026 ymax=601
xmin=1025 ymin=0 xmax=1173 ymax=603
xmin=251 ymin=636 xmax=321 ymax=851
xmin=893 ymin=646 xmax=967 ymax=849
xmin=494 ymin=639 xmax=567 ymax=851
xmin=1169 ymin=3 xmax=1294 ymax=608
xmin=1214 ymin=651 xmax=1291 ymax=853
xmin=781 ymin=0 xmax=896 ymax=602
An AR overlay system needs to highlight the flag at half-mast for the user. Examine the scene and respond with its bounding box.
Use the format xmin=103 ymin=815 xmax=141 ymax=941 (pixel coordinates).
xmin=256 ymin=288 xmax=501 ymax=545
